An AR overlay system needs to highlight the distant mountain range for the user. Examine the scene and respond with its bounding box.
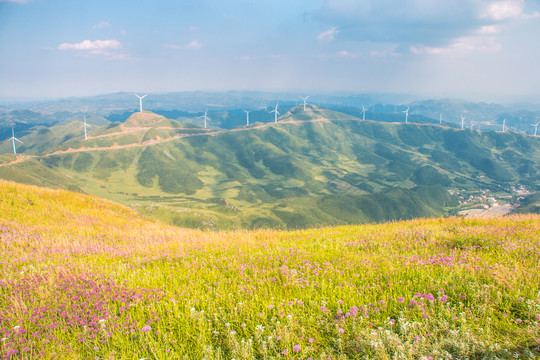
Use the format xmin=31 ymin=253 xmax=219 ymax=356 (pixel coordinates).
xmin=1 ymin=105 xmax=538 ymax=229
xmin=1 ymin=92 xmax=540 ymax=139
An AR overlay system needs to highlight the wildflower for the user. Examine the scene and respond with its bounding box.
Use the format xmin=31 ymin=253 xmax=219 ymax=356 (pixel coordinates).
xmin=141 ymin=325 xmax=152 ymax=333
xmin=293 ymin=344 xmax=301 ymax=353
xmin=397 ymin=297 xmax=405 ymax=303
xmin=338 ymin=328 xmax=344 ymax=334
xmin=94 ymin=346 xmax=99 ymax=351
xmin=268 ymin=304 xmax=274 ymax=310
xmin=281 ymin=348 xmax=288 ymax=355
xmin=515 ymin=319 xmax=522 ymax=324
xmin=440 ymin=295 xmax=448 ymax=304
xmin=308 ymin=338 xmax=314 ymax=343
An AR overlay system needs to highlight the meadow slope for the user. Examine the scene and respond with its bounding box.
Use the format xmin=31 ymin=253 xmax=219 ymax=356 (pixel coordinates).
xmin=1 ymin=181 xmax=539 ymax=359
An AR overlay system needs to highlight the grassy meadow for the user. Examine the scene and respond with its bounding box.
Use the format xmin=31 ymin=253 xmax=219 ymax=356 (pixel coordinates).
xmin=1 ymin=180 xmax=540 ymax=359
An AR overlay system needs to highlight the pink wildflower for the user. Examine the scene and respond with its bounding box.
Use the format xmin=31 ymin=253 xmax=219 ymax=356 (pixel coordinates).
xmin=141 ymin=325 xmax=152 ymax=333
xmin=293 ymin=344 xmax=301 ymax=353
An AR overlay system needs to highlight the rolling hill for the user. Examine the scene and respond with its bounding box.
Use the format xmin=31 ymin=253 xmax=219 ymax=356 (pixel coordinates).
xmin=0 ymin=105 xmax=538 ymax=229
xmin=1 ymin=180 xmax=539 ymax=359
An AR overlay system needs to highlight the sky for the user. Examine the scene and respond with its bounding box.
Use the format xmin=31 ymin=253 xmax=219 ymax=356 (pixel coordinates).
xmin=1 ymin=0 xmax=540 ymax=102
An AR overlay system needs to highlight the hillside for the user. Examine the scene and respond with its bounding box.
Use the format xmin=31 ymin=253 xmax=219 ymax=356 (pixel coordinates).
xmin=1 ymin=181 xmax=539 ymax=359
xmin=0 ymin=108 xmax=538 ymax=229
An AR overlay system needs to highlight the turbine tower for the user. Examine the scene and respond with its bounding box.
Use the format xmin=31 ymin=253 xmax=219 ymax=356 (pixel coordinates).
xmin=299 ymin=96 xmax=310 ymax=111
xmin=9 ymin=126 xmax=23 ymax=155
xmin=531 ymin=122 xmax=540 ymax=136
xmin=83 ymin=112 xmax=93 ymax=140
xmin=402 ymin=106 xmax=410 ymax=124
xmin=502 ymin=118 xmax=507 ymax=132
xmin=460 ymin=114 xmax=466 ymax=130
xmin=134 ymin=94 xmax=147 ymax=112
xmin=439 ymin=112 xmax=443 ymax=124
xmin=361 ymin=105 xmax=367 ymax=121
xmin=200 ymin=109 xmax=210 ymax=129
xmin=244 ymin=110 xmax=251 ymax=126
xmin=271 ymin=102 xmax=280 ymax=123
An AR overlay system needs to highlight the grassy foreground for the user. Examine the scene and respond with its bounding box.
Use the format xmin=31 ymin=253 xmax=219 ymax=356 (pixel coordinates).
xmin=1 ymin=181 xmax=539 ymax=359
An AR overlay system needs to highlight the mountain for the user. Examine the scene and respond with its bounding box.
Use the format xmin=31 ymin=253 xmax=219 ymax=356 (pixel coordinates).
xmin=0 ymin=106 xmax=538 ymax=229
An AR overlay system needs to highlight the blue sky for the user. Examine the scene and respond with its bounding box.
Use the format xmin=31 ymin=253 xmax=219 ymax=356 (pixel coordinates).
xmin=1 ymin=0 xmax=540 ymax=101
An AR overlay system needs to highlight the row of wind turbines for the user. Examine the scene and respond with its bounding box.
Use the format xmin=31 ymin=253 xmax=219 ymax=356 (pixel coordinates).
xmin=134 ymin=93 xmax=538 ymax=133
xmin=133 ymin=93 xmax=312 ymax=129
xmin=5 ymin=95 xmax=539 ymax=155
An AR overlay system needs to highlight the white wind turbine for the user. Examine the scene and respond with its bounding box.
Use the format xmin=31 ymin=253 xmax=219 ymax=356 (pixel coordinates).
xmin=134 ymin=94 xmax=147 ymax=112
xmin=244 ymin=110 xmax=251 ymax=126
xmin=83 ymin=112 xmax=93 ymax=140
xmin=439 ymin=112 xmax=443 ymax=124
xmin=361 ymin=105 xmax=367 ymax=121
xmin=299 ymin=96 xmax=310 ymax=111
xmin=460 ymin=114 xmax=466 ymax=130
xmin=271 ymin=102 xmax=280 ymax=123
xmin=531 ymin=122 xmax=539 ymax=136
xmin=200 ymin=109 xmax=210 ymax=129
xmin=8 ymin=125 xmax=23 ymax=155
xmin=502 ymin=118 xmax=507 ymax=132
xmin=402 ymin=106 xmax=410 ymax=123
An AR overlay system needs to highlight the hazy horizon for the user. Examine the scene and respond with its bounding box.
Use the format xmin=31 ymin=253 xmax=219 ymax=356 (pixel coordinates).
xmin=1 ymin=0 xmax=540 ymax=103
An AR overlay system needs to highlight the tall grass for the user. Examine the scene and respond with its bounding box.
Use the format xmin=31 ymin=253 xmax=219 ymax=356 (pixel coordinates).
xmin=1 ymin=180 xmax=539 ymax=359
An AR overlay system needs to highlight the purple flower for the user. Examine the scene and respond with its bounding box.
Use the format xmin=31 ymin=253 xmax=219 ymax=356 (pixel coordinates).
xmin=397 ymin=297 xmax=405 ymax=303
xmin=440 ymin=295 xmax=448 ymax=304
xmin=141 ymin=325 xmax=152 ymax=333
xmin=308 ymin=338 xmax=314 ymax=343
xmin=293 ymin=344 xmax=301 ymax=353
xmin=338 ymin=328 xmax=344 ymax=334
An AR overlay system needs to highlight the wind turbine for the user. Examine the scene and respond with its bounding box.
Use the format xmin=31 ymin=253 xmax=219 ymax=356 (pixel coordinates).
xmin=502 ymin=118 xmax=507 ymax=132
xmin=200 ymin=109 xmax=210 ymax=129
xmin=402 ymin=106 xmax=410 ymax=124
xmin=134 ymin=94 xmax=147 ymax=112
xmin=244 ymin=110 xmax=251 ymax=126
xmin=460 ymin=114 xmax=466 ymax=130
xmin=83 ymin=112 xmax=93 ymax=140
xmin=271 ymin=102 xmax=280 ymax=123
xmin=531 ymin=122 xmax=540 ymax=136
xmin=8 ymin=125 xmax=23 ymax=155
xmin=439 ymin=112 xmax=443 ymax=125
xmin=299 ymin=96 xmax=310 ymax=111
xmin=361 ymin=105 xmax=367 ymax=121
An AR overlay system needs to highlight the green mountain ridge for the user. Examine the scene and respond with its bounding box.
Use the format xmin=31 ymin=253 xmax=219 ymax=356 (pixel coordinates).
xmin=0 ymin=107 xmax=538 ymax=229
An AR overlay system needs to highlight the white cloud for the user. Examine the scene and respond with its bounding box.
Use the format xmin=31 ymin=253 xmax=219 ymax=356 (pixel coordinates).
xmin=185 ymin=40 xmax=202 ymax=49
xmin=58 ymin=39 xmax=121 ymax=51
xmin=317 ymin=27 xmax=339 ymax=42
xmin=93 ymin=20 xmax=111 ymax=30
xmin=477 ymin=25 xmax=500 ymax=34
xmin=481 ymin=0 xmax=524 ymax=20
xmin=164 ymin=40 xmax=203 ymax=50
xmin=410 ymin=35 xmax=502 ymax=55
xmin=318 ymin=50 xmax=361 ymax=59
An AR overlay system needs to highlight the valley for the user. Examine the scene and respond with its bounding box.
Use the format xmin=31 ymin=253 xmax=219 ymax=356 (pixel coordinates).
xmin=1 ymin=105 xmax=538 ymax=230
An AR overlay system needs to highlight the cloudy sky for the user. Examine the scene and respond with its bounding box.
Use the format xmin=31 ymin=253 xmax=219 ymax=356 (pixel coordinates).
xmin=1 ymin=0 xmax=539 ymax=101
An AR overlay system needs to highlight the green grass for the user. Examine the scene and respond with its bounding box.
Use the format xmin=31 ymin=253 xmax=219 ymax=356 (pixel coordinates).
xmin=1 ymin=181 xmax=539 ymax=359
xmin=0 ymin=111 xmax=539 ymax=230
